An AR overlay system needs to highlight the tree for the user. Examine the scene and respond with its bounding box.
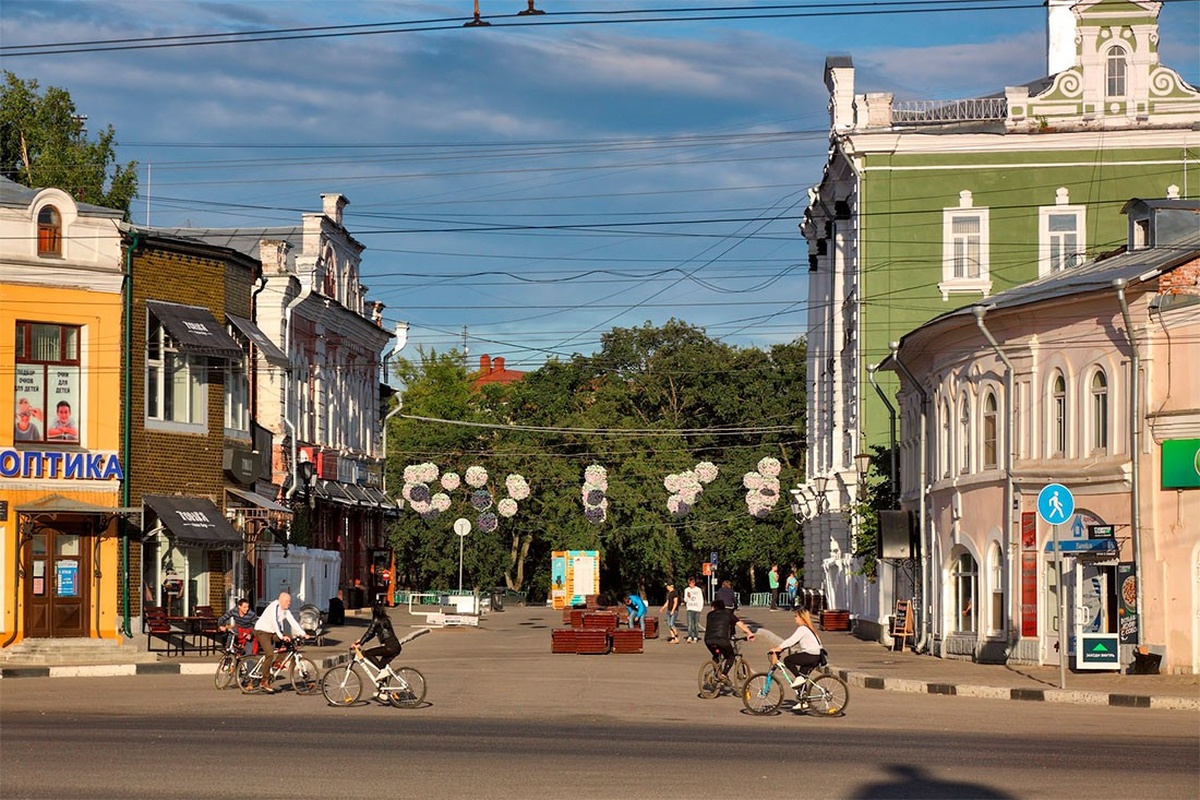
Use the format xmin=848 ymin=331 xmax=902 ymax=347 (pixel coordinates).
xmin=0 ymin=72 xmax=138 ymax=216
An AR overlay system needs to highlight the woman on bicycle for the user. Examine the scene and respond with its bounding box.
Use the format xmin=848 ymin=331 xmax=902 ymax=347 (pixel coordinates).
xmin=769 ymin=608 xmax=823 ymax=688
xmin=353 ymin=603 xmax=401 ymax=670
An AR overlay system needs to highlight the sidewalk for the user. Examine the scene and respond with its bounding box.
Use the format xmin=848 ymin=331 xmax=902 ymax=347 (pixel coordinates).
xmin=2 ymin=605 xmax=1197 ymax=711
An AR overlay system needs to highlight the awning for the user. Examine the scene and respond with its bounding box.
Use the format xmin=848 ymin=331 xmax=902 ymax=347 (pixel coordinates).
xmin=226 ymin=487 xmax=292 ymax=514
xmin=314 ymin=480 xmax=356 ymax=506
xmin=144 ymin=494 xmax=242 ymax=549
xmin=16 ymin=494 xmax=142 ymax=533
xmin=146 ymin=300 xmax=242 ymax=360
xmin=341 ymin=483 xmax=373 ymax=507
xmin=362 ymin=486 xmax=401 ymax=516
xmin=227 ymin=313 xmax=289 ymax=368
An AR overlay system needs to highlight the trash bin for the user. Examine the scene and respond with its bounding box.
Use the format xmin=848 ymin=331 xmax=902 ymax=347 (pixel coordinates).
xmin=1130 ymin=649 xmax=1162 ymax=675
xmin=490 ymin=587 xmax=506 ymax=612
xmin=347 ymin=585 xmax=365 ymax=609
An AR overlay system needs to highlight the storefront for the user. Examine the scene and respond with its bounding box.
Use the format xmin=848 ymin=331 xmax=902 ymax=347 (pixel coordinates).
xmin=141 ymin=495 xmax=241 ymax=617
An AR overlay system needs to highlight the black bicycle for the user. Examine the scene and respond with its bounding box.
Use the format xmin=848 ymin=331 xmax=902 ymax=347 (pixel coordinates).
xmin=214 ymin=629 xmax=256 ymax=690
xmin=698 ymin=635 xmax=751 ymax=698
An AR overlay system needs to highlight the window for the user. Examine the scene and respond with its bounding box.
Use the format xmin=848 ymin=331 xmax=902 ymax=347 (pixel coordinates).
xmin=988 ymin=543 xmax=1005 ymax=635
xmin=13 ymin=322 xmax=81 ymax=444
xmin=940 ymin=399 xmax=952 ymax=479
xmin=982 ymin=391 xmax=998 ymax=469
xmin=224 ymin=361 xmax=249 ymax=435
xmin=37 ymin=206 xmax=62 ymax=256
xmin=953 ymin=550 xmax=978 ymax=634
xmin=146 ymin=310 xmax=206 ymax=427
xmin=941 ymin=191 xmax=990 ymax=298
xmin=1090 ymin=370 xmax=1109 ymax=454
xmin=1106 ymin=45 xmax=1127 ymax=98
xmin=1051 ymin=371 xmax=1067 ymax=458
xmin=1040 ymin=196 xmax=1086 ymax=276
xmin=960 ymin=397 xmax=971 ymax=474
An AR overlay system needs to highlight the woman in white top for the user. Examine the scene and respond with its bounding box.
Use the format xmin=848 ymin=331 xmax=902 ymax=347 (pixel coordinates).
xmin=769 ymin=608 xmax=823 ymax=687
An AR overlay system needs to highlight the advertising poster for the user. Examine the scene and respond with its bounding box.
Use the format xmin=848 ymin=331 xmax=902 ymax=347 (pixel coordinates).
xmin=13 ymin=364 xmax=46 ymax=442
xmin=1117 ymin=562 xmax=1138 ymax=645
xmin=45 ymin=366 xmax=80 ymax=442
xmin=550 ymin=550 xmax=600 ymax=609
xmin=56 ymin=561 xmax=79 ymax=597
xmin=550 ymin=552 xmax=567 ymax=610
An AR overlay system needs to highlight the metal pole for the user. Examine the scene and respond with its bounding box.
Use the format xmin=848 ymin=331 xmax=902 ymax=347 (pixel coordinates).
xmin=459 ymin=535 xmax=464 ymax=593
xmin=1053 ymin=522 xmax=1066 ymax=689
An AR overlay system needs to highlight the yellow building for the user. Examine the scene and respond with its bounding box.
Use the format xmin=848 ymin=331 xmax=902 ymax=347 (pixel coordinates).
xmin=0 ymin=178 xmax=134 ymax=647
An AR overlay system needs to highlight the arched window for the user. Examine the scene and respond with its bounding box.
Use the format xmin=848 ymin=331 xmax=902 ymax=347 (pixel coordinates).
xmin=1051 ymin=371 xmax=1067 ymax=457
xmin=1106 ymin=45 xmax=1127 ymax=97
xmin=1091 ymin=370 xmax=1109 ymax=453
xmin=960 ymin=397 xmax=971 ymax=474
xmin=982 ymin=390 xmax=998 ymax=469
xmin=37 ymin=205 xmax=62 ymax=256
xmin=941 ymin=399 xmax=952 ymax=479
xmin=988 ymin=542 xmax=1005 ymax=634
xmin=953 ymin=550 xmax=978 ymax=634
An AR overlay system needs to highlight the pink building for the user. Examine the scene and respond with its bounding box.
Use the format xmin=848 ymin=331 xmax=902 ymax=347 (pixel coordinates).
xmin=885 ymin=198 xmax=1200 ymax=674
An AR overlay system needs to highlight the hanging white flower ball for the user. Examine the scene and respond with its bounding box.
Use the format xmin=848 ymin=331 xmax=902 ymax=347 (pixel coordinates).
xmin=431 ymin=492 xmax=452 ymax=512
xmin=694 ymin=461 xmax=719 ymax=484
xmin=440 ymin=472 xmax=461 ymax=491
xmin=465 ymin=465 xmax=489 ymax=488
xmin=757 ymin=456 xmax=782 ymax=477
xmin=743 ymin=471 xmax=764 ymax=490
xmin=498 ymin=498 xmax=518 ymax=518
xmin=505 ymin=474 xmax=530 ymax=501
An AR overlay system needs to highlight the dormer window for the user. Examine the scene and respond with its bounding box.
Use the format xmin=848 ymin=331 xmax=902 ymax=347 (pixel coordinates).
xmin=37 ymin=206 xmax=62 ymax=257
xmin=1106 ymin=46 xmax=1128 ymax=98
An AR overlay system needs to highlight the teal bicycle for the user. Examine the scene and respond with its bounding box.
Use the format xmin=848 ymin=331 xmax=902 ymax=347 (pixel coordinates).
xmin=741 ymin=650 xmax=849 ymax=716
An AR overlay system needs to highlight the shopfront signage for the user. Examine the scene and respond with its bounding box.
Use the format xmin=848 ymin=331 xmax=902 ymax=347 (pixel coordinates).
xmin=1161 ymin=439 xmax=1200 ymax=489
xmin=1088 ymin=524 xmax=1115 ymax=539
xmin=1077 ymin=633 xmax=1120 ymax=670
xmin=0 ymin=449 xmax=123 ymax=480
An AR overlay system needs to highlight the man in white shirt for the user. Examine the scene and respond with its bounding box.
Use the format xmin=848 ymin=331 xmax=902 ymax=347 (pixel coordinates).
xmin=252 ymin=591 xmax=305 ymax=692
xmin=683 ymin=577 xmax=705 ymax=643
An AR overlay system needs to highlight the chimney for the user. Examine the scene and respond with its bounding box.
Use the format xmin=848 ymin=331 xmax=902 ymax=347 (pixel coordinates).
xmin=480 ymin=354 xmax=491 ymax=373
xmin=1046 ymin=0 xmax=1076 ymax=75
xmin=494 ymin=357 xmax=505 ymax=372
xmin=321 ymin=193 xmax=349 ymax=226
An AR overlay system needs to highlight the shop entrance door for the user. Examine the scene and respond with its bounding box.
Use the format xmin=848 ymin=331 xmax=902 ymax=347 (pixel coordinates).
xmin=1042 ymin=555 xmax=1062 ymax=666
xmin=23 ymin=523 xmax=91 ymax=638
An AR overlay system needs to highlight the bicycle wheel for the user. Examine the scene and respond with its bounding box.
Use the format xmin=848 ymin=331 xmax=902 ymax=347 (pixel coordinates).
xmin=236 ymin=656 xmax=264 ymax=694
xmin=733 ymin=655 xmax=751 ymax=687
xmin=697 ymin=660 xmax=722 ymax=699
xmin=214 ymin=653 xmax=238 ymax=690
xmin=385 ymin=666 xmax=427 ymax=708
xmin=806 ymin=674 xmax=849 ymax=716
xmin=320 ymin=664 xmax=363 ymax=707
xmin=290 ymin=656 xmax=321 ymax=695
xmin=741 ymin=672 xmax=784 ymax=715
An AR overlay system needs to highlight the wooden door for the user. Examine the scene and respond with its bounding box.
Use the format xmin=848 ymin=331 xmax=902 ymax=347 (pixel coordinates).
xmin=24 ymin=522 xmax=91 ymax=638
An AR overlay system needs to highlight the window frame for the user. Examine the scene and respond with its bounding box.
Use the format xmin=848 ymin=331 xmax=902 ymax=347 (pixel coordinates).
xmin=960 ymin=396 xmax=972 ymax=475
xmin=1106 ymin=45 xmax=1128 ymax=98
xmin=1039 ymin=204 xmax=1086 ymax=276
xmin=940 ymin=192 xmax=991 ymax=298
xmin=145 ymin=309 xmax=207 ymax=431
xmin=1050 ymin=371 xmax=1067 ymax=458
xmin=13 ymin=321 xmax=82 ymax=445
xmin=37 ymin=206 xmax=62 ymax=257
xmin=982 ymin=390 xmax=998 ymax=469
xmin=953 ymin=550 xmax=979 ymax=635
xmin=1090 ymin=369 xmax=1109 ymax=455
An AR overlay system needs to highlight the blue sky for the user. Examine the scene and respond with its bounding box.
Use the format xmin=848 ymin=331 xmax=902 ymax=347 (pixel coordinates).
xmin=4 ymin=1 xmax=1198 ymax=369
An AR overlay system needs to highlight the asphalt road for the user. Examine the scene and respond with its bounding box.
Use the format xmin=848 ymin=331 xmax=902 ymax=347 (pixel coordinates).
xmin=2 ymin=608 xmax=1197 ymax=799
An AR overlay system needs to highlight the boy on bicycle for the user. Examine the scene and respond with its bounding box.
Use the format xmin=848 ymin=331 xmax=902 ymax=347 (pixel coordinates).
xmin=218 ymin=598 xmax=258 ymax=655
xmin=703 ymin=598 xmax=755 ymax=680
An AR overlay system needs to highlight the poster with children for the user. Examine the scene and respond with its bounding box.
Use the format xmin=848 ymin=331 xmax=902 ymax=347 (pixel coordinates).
xmin=45 ymin=367 xmax=80 ymax=442
xmin=14 ymin=365 xmax=46 ymax=442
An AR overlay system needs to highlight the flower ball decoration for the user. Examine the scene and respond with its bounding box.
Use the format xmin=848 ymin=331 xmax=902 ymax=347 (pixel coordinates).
xmin=581 ymin=464 xmax=608 ymax=524
xmin=477 ymin=511 xmax=499 ymax=533
xmin=497 ymin=497 xmax=519 ymax=518
xmin=743 ymin=459 xmax=783 ymax=518
xmin=664 ymin=463 xmax=713 ymax=517
xmin=440 ymin=472 xmax=461 ymax=491
xmin=402 ymin=462 xmax=442 ymax=519
xmin=694 ymin=461 xmax=719 ymax=485
xmin=505 ymin=473 xmax=530 ymax=501
xmin=465 ymin=465 xmax=489 ymax=488
xmin=431 ymin=492 xmax=452 ymax=513
xmin=470 ymin=489 xmax=494 ymax=511
xmin=407 ymin=482 xmax=432 ymax=505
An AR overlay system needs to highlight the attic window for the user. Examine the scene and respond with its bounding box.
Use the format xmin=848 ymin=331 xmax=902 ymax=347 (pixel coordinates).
xmin=37 ymin=206 xmax=62 ymax=257
xmin=1106 ymin=46 xmax=1127 ymax=98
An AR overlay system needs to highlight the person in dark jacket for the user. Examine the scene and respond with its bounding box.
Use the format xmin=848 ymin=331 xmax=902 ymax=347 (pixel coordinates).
xmin=218 ymin=598 xmax=259 ymax=655
xmin=703 ymin=598 xmax=754 ymax=679
xmin=353 ymin=603 xmax=402 ymax=670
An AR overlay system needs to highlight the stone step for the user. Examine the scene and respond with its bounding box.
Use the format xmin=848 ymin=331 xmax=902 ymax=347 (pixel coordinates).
xmin=1 ymin=637 xmax=161 ymax=666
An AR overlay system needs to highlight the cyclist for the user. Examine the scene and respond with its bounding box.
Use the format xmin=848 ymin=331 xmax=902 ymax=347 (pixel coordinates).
xmin=252 ymin=591 xmax=306 ymax=693
xmin=353 ymin=603 xmax=402 ymax=675
xmin=217 ymin=597 xmax=258 ymax=655
xmin=769 ymin=608 xmax=824 ymax=690
xmin=703 ymin=598 xmax=754 ymax=681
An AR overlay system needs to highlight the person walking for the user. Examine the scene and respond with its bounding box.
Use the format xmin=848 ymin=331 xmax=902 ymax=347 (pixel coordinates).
xmin=716 ymin=579 xmax=737 ymax=611
xmin=660 ymin=582 xmax=680 ymax=644
xmin=683 ymin=577 xmax=704 ymax=643
xmin=768 ymin=564 xmax=781 ymax=609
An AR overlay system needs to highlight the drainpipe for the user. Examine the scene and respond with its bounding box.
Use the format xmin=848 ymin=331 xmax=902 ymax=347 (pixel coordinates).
xmin=1114 ymin=279 xmax=1144 ymax=648
xmin=866 ymin=364 xmax=898 ymax=488
xmin=889 ymin=341 xmax=930 ymax=652
xmin=120 ymin=232 xmax=142 ymax=638
xmin=973 ymin=305 xmax=1015 ymax=646
xmin=283 ymin=270 xmax=313 ymax=502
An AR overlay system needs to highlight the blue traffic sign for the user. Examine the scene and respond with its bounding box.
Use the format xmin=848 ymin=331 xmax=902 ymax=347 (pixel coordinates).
xmin=710 ymin=551 xmax=718 ymax=567
xmin=1037 ymin=483 xmax=1075 ymax=525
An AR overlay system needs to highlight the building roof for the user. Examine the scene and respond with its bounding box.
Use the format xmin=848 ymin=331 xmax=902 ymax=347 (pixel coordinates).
xmin=0 ymin=175 xmax=124 ymax=219
xmin=143 ymin=226 xmax=302 ymax=261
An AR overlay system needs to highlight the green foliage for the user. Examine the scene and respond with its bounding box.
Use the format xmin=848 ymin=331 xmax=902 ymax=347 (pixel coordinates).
xmin=1 ymin=71 xmax=138 ymax=216
xmin=385 ymin=324 xmax=807 ymax=602
xmin=850 ymin=444 xmax=900 ymax=580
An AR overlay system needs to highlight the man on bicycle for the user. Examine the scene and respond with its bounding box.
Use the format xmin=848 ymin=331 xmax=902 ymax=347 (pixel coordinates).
xmin=218 ymin=598 xmax=259 ymax=655
xmin=252 ymin=591 xmax=306 ymax=693
xmin=703 ymin=598 xmax=754 ymax=681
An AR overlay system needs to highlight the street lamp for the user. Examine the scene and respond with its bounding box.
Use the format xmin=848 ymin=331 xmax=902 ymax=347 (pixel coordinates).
xmin=812 ymin=475 xmax=829 ymax=514
xmin=854 ymin=452 xmax=872 ymax=483
xmin=453 ymin=517 xmax=471 ymax=592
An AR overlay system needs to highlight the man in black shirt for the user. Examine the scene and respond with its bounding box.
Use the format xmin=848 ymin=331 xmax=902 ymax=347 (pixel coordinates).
xmin=703 ymin=598 xmax=755 ymax=679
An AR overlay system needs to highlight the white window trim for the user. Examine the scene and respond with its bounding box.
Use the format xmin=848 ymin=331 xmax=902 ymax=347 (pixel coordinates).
xmin=1089 ymin=368 xmax=1109 ymax=456
xmin=1038 ymin=203 xmax=1087 ymax=277
xmin=940 ymin=193 xmax=991 ymax=300
xmin=145 ymin=311 xmax=207 ymax=433
xmin=1049 ymin=371 xmax=1068 ymax=459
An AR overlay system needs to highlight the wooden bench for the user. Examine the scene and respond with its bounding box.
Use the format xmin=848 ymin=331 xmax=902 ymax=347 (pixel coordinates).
xmin=143 ymin=607 xmax=182 ymax=656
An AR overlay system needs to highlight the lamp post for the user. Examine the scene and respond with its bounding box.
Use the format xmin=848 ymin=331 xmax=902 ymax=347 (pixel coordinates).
xmin=812 ymin=475 xmax=829 ymax=512
xmin=453 ymin=517 xmax=471 ymax=592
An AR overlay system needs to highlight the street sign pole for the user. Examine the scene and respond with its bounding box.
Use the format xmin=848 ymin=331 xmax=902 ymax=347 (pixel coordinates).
xmin=1052 ymin=521 xmax=1065 ymax=690
xmin=454 ymin=518 xmax=471 ymax=593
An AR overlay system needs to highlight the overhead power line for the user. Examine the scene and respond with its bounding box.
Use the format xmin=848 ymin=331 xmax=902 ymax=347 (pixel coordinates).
xmin=398 ymin=414 xmax=799 ymax=436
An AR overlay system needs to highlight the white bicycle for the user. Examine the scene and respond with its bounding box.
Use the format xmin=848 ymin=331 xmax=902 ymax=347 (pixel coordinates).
xmin=320 ymin=629 xmax=429 ymax=708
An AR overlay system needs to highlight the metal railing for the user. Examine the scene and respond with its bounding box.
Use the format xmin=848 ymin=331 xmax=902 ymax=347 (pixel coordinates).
xmin=892 ymin=97 xmax=1007 ymax=125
